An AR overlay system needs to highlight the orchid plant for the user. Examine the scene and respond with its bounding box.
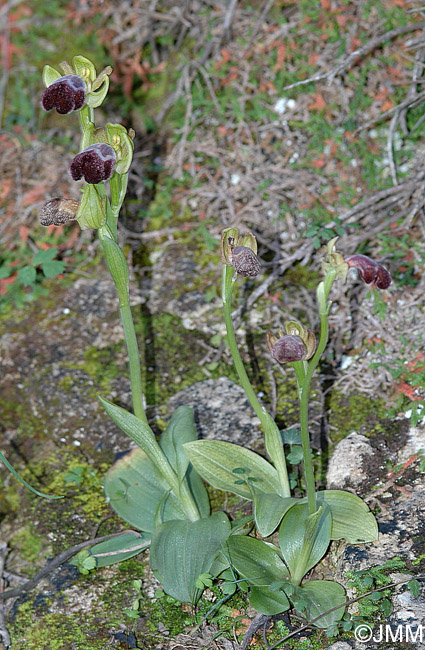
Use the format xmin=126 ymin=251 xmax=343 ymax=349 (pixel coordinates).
xmin=2 ymin=54 xmax=394 ymax=633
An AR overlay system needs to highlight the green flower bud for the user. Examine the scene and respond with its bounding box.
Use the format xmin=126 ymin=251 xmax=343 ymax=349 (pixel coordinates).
xmin=76 ymin=184 xmax=107 ymax=230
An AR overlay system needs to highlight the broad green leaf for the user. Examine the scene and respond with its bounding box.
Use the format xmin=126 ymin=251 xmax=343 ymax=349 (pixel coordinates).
xmin=33 ymin=248 xmax=58 ymax=264
xmin=226 ymin=536 xmax=289 ymax=587
xmin=159 ymin=406 xmax=197 ymax=481
xmin=313 ymin=490 xmax=378 ymax=543
xmin=69 ymin=532 xmax=150 ymax=569
xmin=104 ymin=447 xmax=186 ymax=533
xmin=186 ymin=465 xmax=210 ymax=519
xmin=17 ymin=266 xmax=36 ymax=286
xmin=254 ymin=494 xmax=297 ymax=537
xmin=279 ymin=504 xmax=331 ymax=584
xmin=150 ymin=511 xmax=231 ymax=603
xmin=42 ymin=65 xmax=61 ymax=87
xmin=99 ymin=398 xmax=177 ymax=490
xmin=249 ymin=586 xmax=290 ymax=615
xmin=42 ymin=260 xmax=65 ymax=278
xmin=298 ymin=580 xmax=346 ymax=628
xmin=183 ymin=440 xmax=281 ymax=499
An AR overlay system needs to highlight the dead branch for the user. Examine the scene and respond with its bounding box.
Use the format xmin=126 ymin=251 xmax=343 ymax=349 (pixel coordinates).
xmin=0 ymin=530 xmax=141 ymax=602
xmin=282 ymin=21 xmax=425 ymax=91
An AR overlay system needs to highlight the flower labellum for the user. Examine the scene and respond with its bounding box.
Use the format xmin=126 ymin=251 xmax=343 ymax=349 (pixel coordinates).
xmin=230 ymin=245 xmax=261 ymax=277
xmin=70 ymin=143 xmax=116 ymax=185
xmin=41 ymin=75 xmax=86 ymax=114
xmin=271 ymin=335 xmax=307 ymax=363
xmin=345 ymin=254 xmax=391 ymax=290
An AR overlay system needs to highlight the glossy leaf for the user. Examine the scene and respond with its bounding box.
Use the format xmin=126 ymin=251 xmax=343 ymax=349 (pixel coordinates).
xmin=249 ymin=586 xmax=290 ymax=615
xmin=226 ymin=535 xmax=289 ymax=587
xmin=254 ymin=493 xmax=297 ymax=537
xmin=314 ymin=490 xmax=378 ymax=543
xmin=99 ymin=397 xmax=177 ymax=491
xmin=104 ymin=447 xmax=186 ymax=532
xmin=183 ymin=440 xmax=281 ymax=499
xmin=150 ymin=511 xmax=231 ymax=603
xmin=297 ymin=580 xmax=346 ymax=628
xmin=279 ymin=504 xmax=331 ymax=584
xmin=70 ymin=532 xmax=150 ymax=569
xmin=159 ymin=406 xmax=197 ymax=482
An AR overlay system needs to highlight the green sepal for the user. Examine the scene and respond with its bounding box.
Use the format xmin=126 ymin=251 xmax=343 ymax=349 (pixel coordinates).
xmin=72 ymin=55 xmax=96 ymax=82
xmin=76 ymin=185 xmax=106 ymax=230
xmin=99 ymin=230 xmax=129 ymax=307
xmin=86 ymin=76 xmax=110 ymax=108
xmin=105 ymin=123 xmax=134 ymax=174
xmin=42 ymin=65 xmax=61 ymax=87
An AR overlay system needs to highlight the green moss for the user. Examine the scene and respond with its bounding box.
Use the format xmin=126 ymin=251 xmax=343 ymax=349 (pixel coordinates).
xmin=328 ymin=391 xmax=387 ymax=443
xmin=10 ymin=526 xmax=44 ymax=564
xmin=137 ymin=311 xmax=236 ymax=406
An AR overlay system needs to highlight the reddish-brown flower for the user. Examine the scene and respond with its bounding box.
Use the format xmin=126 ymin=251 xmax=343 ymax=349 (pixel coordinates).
xmin=345 ymin=254 xmax=391 ymax=290
xmin=271 ymin=335 xmax=307 ymax=363
xmin=230 ymin=246 xmax=261 ymax=277
xmin=41 ymin=75 xmax=86 ymax=114
xmin=70 ymin=143 xmax=116 ymax=185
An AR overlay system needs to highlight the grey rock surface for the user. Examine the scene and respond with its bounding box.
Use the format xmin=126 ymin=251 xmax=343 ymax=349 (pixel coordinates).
xmin=167 ymin=376 xmax=263 ymax=449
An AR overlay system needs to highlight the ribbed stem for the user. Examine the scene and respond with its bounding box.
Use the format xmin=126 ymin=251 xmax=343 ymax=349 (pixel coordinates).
xmin=222 ymin=265 xmax=290 ymax=497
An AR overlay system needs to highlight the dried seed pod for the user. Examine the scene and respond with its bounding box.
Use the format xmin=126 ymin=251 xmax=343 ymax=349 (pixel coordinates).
xmin=70 ymin=143 xmax=116 ymax=184
xmin=39 ymin=198 xmax=79 ymax=226
xmin=230 ymin=245 xmax=261 ymax=277
xmin=41 ymin=75 xmax=86 ymax=114
xmin=271 ymin=335 xmax=307 ymax=363
xmin=345 ymin=254 xmax=391 ymax=290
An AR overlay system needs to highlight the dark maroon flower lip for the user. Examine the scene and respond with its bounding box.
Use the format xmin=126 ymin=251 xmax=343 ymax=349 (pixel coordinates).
xmin=345 ymin=254 xmax=391 ymax=290
xmin=70 ymin=143 xmax=117 ymax=185
xmin=41 ymin=75 xmax=87 ymax=115
xmin=271 ymin=335 xmax=307 ymax=363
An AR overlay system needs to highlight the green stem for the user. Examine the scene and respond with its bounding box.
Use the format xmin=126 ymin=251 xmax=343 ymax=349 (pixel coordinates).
xmin=298 ymin=269 xmax=336 ymax=515
xmin=222 ymin=265 xmax=290 ymax=497
xmin=119 ymin=302 xmax=148 ymax=425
